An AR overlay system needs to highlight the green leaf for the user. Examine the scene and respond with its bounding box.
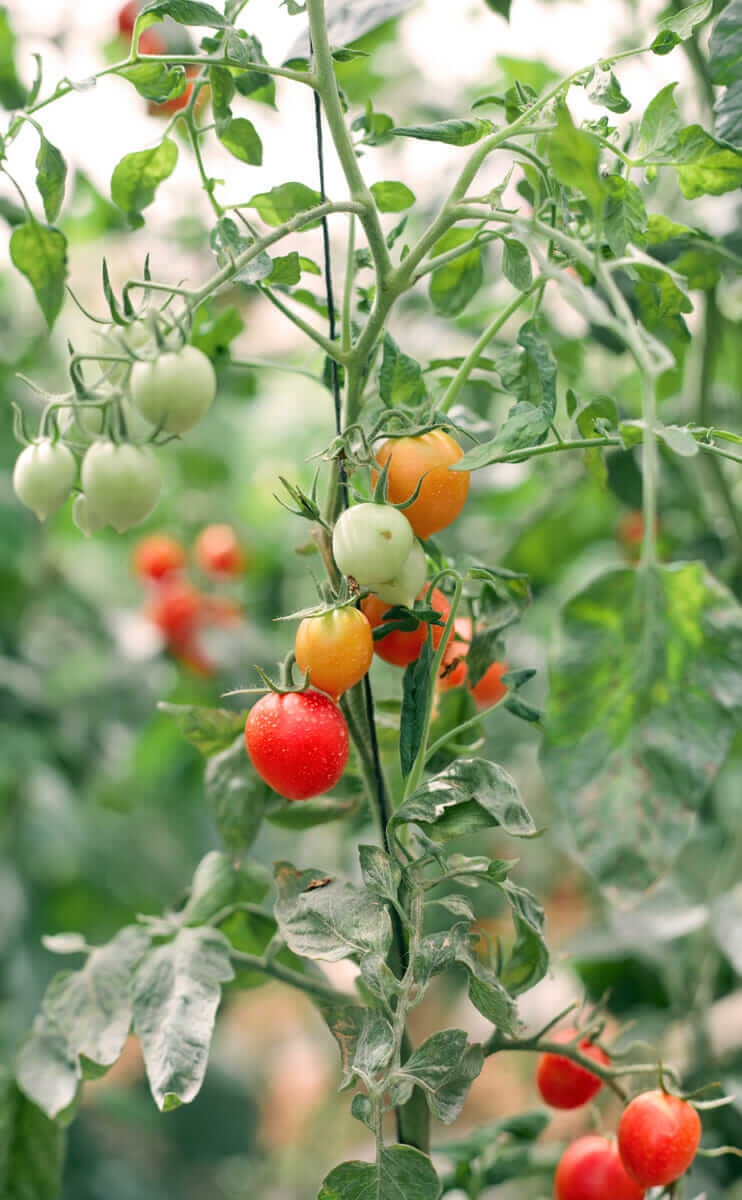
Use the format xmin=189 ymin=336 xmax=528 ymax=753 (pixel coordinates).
xmin=389 ymin=1030 xmax=484 ymax=1123
xmin=190 ymin=303 xmax=245 ymax=359
xmin=16 ymin=926 xmax=151 ymax=1118
xmin=438 ymin=1110 xmax=550 ymax=1163
xmin=379 ymin=332 xmax=426 ymax=406
xmin=35 ymin=133 xmax=67 ymax=224
xmin=318 ymin=1146 xmax=441 ymax=1200
xmin=266 ymin=251 xmax=301 ymax=286
xmin=547 ymin=104 xmax=604 ymax=213
xmin=709 ymin=0 xmax=742 ymax=84
xmin=265 ymin=793 xmax=356 ymax=829
xmin=182 ymin=850 xmax=271 ymax=925
xmin=453 ymin=931 xmax=518 ymax=1032
xmin=359 ymin=844 xmax=402 ymax=903
xmin=286 ymin=0 xmax=414 ymax=56
xmin=603 ymin=175 xmax=647 ymax=256
xmin=204 ymin=734 xmax=266 ymax=853
xmin=139 ymin=0 xmax=231 ymax=26
xmin=217 ymin=116 xmax=263 ymax=165
xmin=0 ymin=1070 xmax=65 ymax=1200
xmin=247 ymin=181 xmax=322 ymax=226
xmin=393 ymin=117 xmax=495 ymax=146
xmin=344 ymin=1011 xmax=395 ymax=1090
xmin=638 ymin=83 xmax=683 ymax=156
xmin=484 ymin=0 xmax=512 ymax=16
xmin=541 ymin=564 xmax=742 ymax=892
xmin=502 ymin=238 xmax=532 ymax=291
xmin=218 ymin=908 xmax=310 ymax=989
xmin=273 ymin=862 xmax=392 ymax=961
xmin=132 ymin=926 xmax=234 ymax=1111
xmin=585 ymin=65 xmax=631 ymax=113
xmin=111 ymin=138 xmax=178 ymax=227
xmin=122 ymin=60 xmax=187 ymax=103
xmin=159 ymin=703 xmax=245 ymax=755
xmin=9 ymin=221 xmax=67 ymax=330
xmin=498 ymin=880 xmax=548 ymax=994
xmin=0 ymin=8 xmax=27 ymax=109
xmin=429 ymin=227 xmax=484 ymax=316
xmin=391 ymin=758 xmax=537 ymax=844
xmin=714 ymin=79 xmax=742 ymax=148
xmin=209 ymin=64 xmax=235 ymax=117
xmin=652 ymin=0 xmax=712 ymax=54
xmin=370 ymin=180 xmax=416 ymax=211
xmin=400 ymin=637 xmax=433 ymax=778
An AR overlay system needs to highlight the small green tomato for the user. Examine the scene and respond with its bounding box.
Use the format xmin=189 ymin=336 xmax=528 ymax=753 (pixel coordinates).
xmin=374 ymin=540 xmax=427 ymax=609
xmin=129 ymin=345 xmax=216 ymax=434
xmin=81 ymin=441 xmax=161 ymax=532
xmin=13 ymin=440 xmax=77 ymax=521
xmin=332 ymin=502 xmax=414 ymax=588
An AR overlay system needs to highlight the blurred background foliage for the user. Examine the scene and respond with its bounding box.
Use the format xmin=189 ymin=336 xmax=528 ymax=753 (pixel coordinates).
xmin=1 ymin=0 xmax=741 ymax=1197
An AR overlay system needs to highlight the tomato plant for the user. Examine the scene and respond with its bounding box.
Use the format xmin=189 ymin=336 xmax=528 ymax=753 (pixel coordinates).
xmin=618 ymin=1091 xmax=703 ymax=1188
xmin=244 ymin=690 xmax=350 ymax=801
xmin=536 ymin=1028 xmax=610 ymax=1109
xmin=555 ymin=1135 xmax=645 ymax=1200
xmin=3 ymin=0 xmax=742 ymax=1197
xmin=295 ymin=606 xmax=374 ymax=698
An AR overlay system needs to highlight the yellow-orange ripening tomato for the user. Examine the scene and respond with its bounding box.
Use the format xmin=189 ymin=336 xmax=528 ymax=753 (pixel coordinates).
xmin=374 ymin=430 xmax=470 ymax=540
xmin=295 ymin=607 xmax=374 ymax=699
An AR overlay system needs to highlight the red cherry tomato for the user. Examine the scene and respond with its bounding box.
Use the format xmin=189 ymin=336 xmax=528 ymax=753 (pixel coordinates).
xmin=133 ymin=534 xmax=186 ymax=582
xmin=469 ymin=659 xmax=508 ymax=709
xmin=244 ymin=691 xmax=349 ymax=801
xmin=438 ymin=616 xmax=471 ymax=691
xmin=618 ymin=1091 xmax=701 ymax=1188
xmin=536 ymin=1028 xmax=609 ymax=1109
xmin=118 ymin=0 xmax=140 ymax=37
xmin=147 ymin=581 xmax=203 ymax=643
xmin=295 ymin=607 xmax=374 ymax=699
xmin=361 ymin=587 xmax=450 ymax=668
xmin=138 ymin=26 xmax=166 ymax=54
xmin=555 ymin=1136 xmax=645 ymax=1200
xmin=373 ymin=430 xmax=470 ymax=540
xmin=194 ymin=524 xmax=246 ymax=577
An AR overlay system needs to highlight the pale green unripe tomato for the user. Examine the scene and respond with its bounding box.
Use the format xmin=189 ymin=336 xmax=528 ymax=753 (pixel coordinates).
xmin=13 ymin=439 xmax=77 ymax=521
xmin=332 ymin=502 xmax=414 ymax=587
xmin=72 ymin=493 xmax=104 ymax=537
xmin=129 ymin=345 xmax=216 ymax=434
xmin=81 ymin=442 xmax=161 ymax=533
xmin=374 ymin=540 xmax=427 ymax=609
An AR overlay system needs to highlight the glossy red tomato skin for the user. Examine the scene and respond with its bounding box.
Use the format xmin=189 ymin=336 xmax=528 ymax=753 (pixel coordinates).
xmin=194 ymin=524 xmax=246 ymax=576
xmin=536 ymin=1029 xmax=610 ymax=1109
xmin=361 ymin=587 xmax=450 ymax=668
xmin=618 ymin=1091 xmax=701 ymax=1188
xmin=134 ymin=534 xmax=186 ymax=582
xmin=374 ymin=430 xmax=470 ymax=540
xmin=244 ymin=691 xmax=349 ymax=801
xmin=469 ymin=659 xmax=508 ymax=708
xmin=147 ymin=581 xmax=203 ymax=643
xmin=555 ymin=1136 xmax=645 ymax=1200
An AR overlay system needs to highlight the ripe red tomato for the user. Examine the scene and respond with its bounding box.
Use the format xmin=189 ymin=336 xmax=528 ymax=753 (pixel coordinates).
xmin=618 ymin=1091 xmax=701 ymax=1188
xmin=555 ymin=1136 xmax=645 ymax=1200
xmin=536 ymin=1028 xmax=609 ymax=1109
xmin=118 ymin=0 xmax=140 ymax=37
xmin=133 ymin=534 xmax=186 ymax=582
xmin=469 ymin=659 xmax=508 ymax=709
xmin=244 ymin=691 xmax=349 ymax=801
xmin=374 ymin=430 xmax=470 ymax=540
xmin=147 ymin=580 xmax=203 ymax=643
xmin=194 ymin=524 xmax=246 ymax=577
xmin=295 ymin=607 xmax=374 ymax=699
xmin=438 ymin=616 xmax=471 ymax=691
xmin=361 ymin=587 xmax=450 ymax=668
xmin=138 ymin=26 xmax=166 ymax=54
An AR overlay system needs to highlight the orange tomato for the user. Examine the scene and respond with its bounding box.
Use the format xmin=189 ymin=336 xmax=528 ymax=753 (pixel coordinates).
xmin=295 ymin=607 xmax=374 ymax=698
xmin=438 ymin=616 xmax=471 ymax=691
xmin=361 ymin=587 xmax=450 ymax=668
xmin=133 ymin=533 xmax=186 ymax=582
xmin=194 ymin=524 xmax=246 ymax=576
xmin=373 ymin=430 xmax=470 ymax=540
xmin=469 ymin=659 xmax=508 ymax=708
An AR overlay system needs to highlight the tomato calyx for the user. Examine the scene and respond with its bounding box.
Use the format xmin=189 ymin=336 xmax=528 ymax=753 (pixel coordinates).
xmin=275 ymin=471 xmax=330 ymax=531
